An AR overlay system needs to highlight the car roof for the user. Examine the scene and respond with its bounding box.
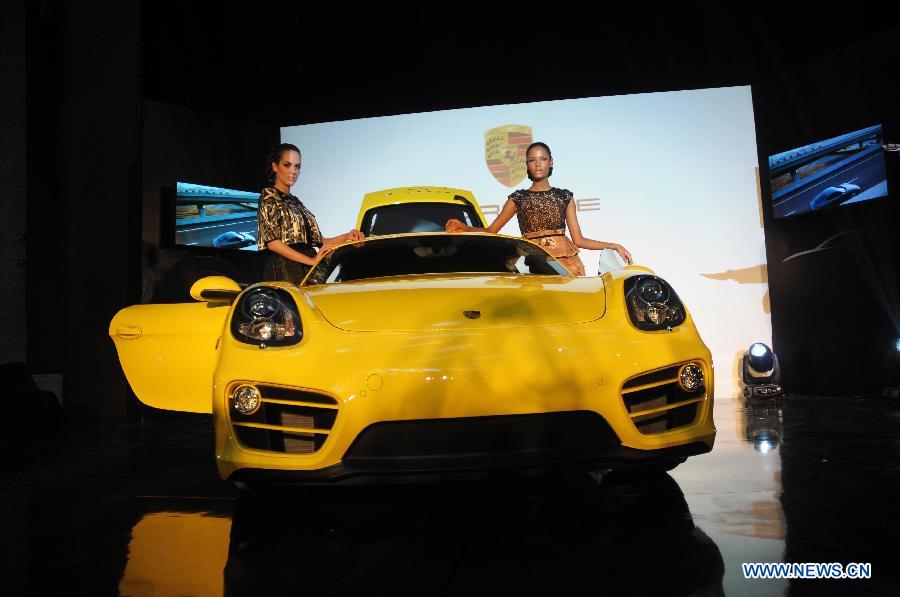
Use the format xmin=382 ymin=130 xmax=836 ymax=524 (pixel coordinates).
xmin=355 ymin=186 xmax=488 ymax=229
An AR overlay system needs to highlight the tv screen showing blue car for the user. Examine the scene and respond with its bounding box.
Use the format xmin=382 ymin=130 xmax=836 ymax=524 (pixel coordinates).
xmin=769 ymin=124 xmax=889 ymax=219
xmin=174 ymin=182 xmax=259 ymax=250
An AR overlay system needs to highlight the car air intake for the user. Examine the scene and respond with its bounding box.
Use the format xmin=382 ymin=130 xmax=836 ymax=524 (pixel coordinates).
xmin=621 ymin=364 xmax=706 ymax=434
xmin=229 ymin=384 xmax=338 ymax=454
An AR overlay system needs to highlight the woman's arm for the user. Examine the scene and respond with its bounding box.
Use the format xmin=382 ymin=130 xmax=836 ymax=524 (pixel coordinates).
xmin=564 ymin=200 xmax=633 ymax=264
xmin=266 ymin=239 xmax=318 ymax=266
xmin=321 ymin=229 xmax=365 ymax=249
xmin=446 ymin=198 xmax=517 ymax=233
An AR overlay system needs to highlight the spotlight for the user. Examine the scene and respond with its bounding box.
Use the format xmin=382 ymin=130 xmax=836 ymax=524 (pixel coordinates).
xmin=741 ymin=342 xmax=783 ymax=399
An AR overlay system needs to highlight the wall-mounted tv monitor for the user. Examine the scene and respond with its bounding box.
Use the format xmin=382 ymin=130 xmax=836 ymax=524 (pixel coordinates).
xmin=769 ymin=124 xmax=889 ymax=219
xmin=174 ymin=182 xmax=259 ymax=250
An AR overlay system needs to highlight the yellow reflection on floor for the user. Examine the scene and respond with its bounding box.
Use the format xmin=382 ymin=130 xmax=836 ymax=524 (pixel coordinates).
xmin=119 ymin=511 xmax=231 ymax=597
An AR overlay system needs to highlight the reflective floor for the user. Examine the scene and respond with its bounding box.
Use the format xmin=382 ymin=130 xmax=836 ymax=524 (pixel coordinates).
xmin=2 ymin=394 xmax=899 ymax=596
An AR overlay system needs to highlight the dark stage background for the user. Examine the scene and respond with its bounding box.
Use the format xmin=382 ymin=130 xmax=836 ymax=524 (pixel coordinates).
xmin=752 ymin=33 xmax=900 ymax=395
xmin=140 ymin=101 xmax=277 ymax=300
xmin=5 ymin=3 xmax=900 ymax=417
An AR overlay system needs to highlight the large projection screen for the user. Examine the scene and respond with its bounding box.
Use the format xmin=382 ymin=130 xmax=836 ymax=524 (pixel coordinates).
xmin=283 ymin=86 xmax=769 ymax=397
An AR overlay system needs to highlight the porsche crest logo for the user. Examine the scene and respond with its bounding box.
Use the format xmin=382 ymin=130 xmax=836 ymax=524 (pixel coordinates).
xmin=485 ymin=125 xmax=532 ymax=187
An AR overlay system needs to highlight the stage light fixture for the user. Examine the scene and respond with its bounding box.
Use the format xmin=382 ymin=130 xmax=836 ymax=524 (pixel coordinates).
xmin=741 ymin=342 xmax=783 ymax=399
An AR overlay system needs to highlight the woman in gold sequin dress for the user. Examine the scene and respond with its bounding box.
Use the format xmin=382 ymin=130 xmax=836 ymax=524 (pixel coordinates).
xmin=446 ymin=142 xmax=632 ymax=276
xmin=257 ymin=143 xmax=364 ymax=284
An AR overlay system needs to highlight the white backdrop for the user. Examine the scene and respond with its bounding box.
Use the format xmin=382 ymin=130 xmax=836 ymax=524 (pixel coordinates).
xmin=282 ymin=86 xmax=770 ymax=396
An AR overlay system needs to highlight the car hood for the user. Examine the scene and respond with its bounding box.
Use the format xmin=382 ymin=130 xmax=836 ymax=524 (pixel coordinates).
xmin=299 ymin=274 xmax=606 ymax=331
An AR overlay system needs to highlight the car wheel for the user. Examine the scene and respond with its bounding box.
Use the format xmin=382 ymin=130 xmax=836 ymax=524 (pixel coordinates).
xmin=649 ymin=458 xmax=687 ymax=473
xmin=612 ymin=458 xmax=686 ymax=479
xmin=143 ymin=256 xmax=247 ymax=303
xmin=231 ymin=480 xmax=264 ymax=500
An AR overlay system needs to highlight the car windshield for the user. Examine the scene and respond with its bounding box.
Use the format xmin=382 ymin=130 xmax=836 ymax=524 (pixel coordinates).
xmin=303 ymin=234 xmax=570 ymax=285
xmin=361 ymin=202 xmax=483 ymax=236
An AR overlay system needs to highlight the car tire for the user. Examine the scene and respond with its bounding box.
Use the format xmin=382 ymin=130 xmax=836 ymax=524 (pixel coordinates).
xmin=231 ymin=480 xmax=264 ymax=501
xmin=143 ymin=256 xmax=247 ymax=304
xmin=612 ymin=458 xmax=686 ymax=479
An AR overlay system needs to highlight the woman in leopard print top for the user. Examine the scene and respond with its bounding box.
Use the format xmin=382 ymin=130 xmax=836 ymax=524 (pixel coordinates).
xmin=446 ymin=142 xmax=631 ymax=276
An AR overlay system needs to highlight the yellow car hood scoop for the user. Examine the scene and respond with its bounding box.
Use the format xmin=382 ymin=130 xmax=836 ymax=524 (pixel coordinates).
xmin=301 ymin=275 xmax=606 ymax=331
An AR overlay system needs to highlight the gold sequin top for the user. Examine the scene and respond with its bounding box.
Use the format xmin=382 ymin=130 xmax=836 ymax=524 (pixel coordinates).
xmin=257 ymin=187 xmax=323 ymax=250
xmin=509 ymin=187 xmax=574 ymax=234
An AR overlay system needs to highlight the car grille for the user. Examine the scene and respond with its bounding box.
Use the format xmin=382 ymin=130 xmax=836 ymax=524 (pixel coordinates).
xmin=344 ymin=411 xmax=621 ymax=466
xmin=621 ymin=364 xmax=706 ymax=434
xmin=229 ymin=384 xmax=338 ymax=454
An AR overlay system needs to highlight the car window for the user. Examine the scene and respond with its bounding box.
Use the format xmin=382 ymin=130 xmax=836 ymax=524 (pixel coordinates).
xmin=304 ymin=234 xmax=569 ymax=285
xmin=361 ymin=202 xmax=482 ymax=236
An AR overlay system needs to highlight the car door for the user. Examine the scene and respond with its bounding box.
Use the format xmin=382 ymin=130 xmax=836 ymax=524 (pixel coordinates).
xmin=109 ymin=302 xmax=231 ymax=413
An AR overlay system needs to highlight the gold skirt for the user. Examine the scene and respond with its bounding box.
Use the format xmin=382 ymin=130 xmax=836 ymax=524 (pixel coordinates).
xmin=522 ymin=228 xmax=586 ymax=276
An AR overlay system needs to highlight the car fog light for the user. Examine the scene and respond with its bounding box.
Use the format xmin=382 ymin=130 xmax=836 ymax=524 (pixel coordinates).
xmin=678 ymin=363 xmax=703 ymax=392
xmin=232 ymin=384 xmax=261 ymax=415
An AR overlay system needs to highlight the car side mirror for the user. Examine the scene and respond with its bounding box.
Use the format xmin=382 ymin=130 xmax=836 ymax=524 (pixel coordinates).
xmin=189 ymin=276 xmax=241 ymax=303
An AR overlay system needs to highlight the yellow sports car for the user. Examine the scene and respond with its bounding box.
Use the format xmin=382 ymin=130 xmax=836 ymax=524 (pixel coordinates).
xmin=110 ymin=192 xmax=715 ymax=487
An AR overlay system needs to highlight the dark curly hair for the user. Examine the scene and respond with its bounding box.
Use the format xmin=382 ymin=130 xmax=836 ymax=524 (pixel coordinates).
xmin=525 ymin=141 xmax=553 ymax=181
xmin=265 ymin=143 xmax=301 ymax=186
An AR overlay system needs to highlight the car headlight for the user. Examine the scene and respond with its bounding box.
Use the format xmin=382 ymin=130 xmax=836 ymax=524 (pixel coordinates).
xmin=624 ymin=275 xmax=687 ymax=331
xmin=231 ymin=287 xmax=302 ymax=347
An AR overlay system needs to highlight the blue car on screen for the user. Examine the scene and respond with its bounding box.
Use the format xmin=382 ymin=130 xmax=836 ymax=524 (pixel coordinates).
xmin=809 ymin=183 xmax=861 ymax=211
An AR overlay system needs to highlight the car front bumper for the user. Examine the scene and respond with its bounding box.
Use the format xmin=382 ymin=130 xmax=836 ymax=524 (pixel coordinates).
xmin=213 ymin=315 xmax=717 ymax=482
